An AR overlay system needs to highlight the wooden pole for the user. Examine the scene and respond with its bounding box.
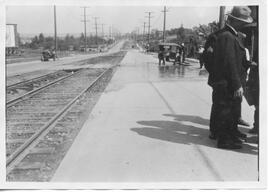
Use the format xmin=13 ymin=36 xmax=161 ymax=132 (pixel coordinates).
xmin=54 ymin=5 xmax=57 ymax=57
xmin=219 ymin=6 xmax=225 ymax=29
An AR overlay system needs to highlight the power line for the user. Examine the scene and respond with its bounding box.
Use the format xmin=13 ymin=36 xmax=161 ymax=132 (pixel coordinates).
xmin=142 ymin=22 xmax=146 ymax=42
xmin=162 ymin=6 xmax=169 ymax=42
xmin=151 ymin=12 xmax=162 ymax=29
xmin=101 ymin=23 xmax=105 ymax=38
xmin=109 ymin=25 xmax=114 ymax=39
xmin=53 ymin=5 xmax=57 ymax=58
xmin=93 ymin=17 xmax=99 ymax=45
xmin=101 ymin=23 xmax=106 ymax=44
xmin=109 ymin=26 xmax=111 ymax=39
xmin=81 ymin=7 xmax=90 ymax=52
xmin=145 ymin=12 xmax=153 ymax=44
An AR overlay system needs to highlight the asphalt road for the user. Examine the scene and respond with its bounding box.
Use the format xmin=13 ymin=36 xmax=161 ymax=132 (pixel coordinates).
xmin=6 ymin=41 xmax=124 ymax=77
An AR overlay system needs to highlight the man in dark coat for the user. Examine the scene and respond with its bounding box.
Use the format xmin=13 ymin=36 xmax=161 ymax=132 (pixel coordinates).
xmin=158 ymin=46 xmax=165 ymax=65
xmin=241 ymin=21 xmax=259 ymax=134
xmin=208 ymin=6 xmax=253 ymax=149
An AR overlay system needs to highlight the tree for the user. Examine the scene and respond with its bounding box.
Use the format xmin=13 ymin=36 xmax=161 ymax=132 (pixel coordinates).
xmin=38 ymin=33 xmax=45 ymax=43
xmin=33 ymin=36 xmax=39 ymax=44
xmin=17 ymin=33 xmax=22 ymax=47
xmin=193 ymin=21 xmax=219 ymax=38
xmin=79 ymin=33 xmax=85 ymax=43
xmin=29 ymin=36 xmax=39 ymax=49
xmin=177 ymin=25 xmax=186 ymax=42
xmin=43 ymin=36 xmax=54 ymax=49
xmin=70 ymin=35 xmax=75 ymax=41
xmin=208 ymin=21 xmax=219 ymax=33
xmin=64 ymin=34 xmax=70 ymax=43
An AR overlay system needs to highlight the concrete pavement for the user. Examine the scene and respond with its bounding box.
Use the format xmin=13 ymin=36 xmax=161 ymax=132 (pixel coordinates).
xmin=52 ymin=49 xmax=258 ymax=182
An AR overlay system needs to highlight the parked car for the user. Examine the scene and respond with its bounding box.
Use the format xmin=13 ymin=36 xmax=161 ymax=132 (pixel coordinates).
xmin=158 ymin=43 xmax=181 ymax=62
xmin=41 ymin=50 xmax=56 ymax=61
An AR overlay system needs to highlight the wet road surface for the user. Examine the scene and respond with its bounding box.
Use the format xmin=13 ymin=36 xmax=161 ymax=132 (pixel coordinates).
xmin=52 ymin=48 xmax=258 ymax=184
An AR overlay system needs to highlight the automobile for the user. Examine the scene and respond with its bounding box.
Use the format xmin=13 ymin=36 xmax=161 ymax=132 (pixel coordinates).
xmin=158 ymin=43 xmax=181 ymax=62
xmin=41 ymin=50 xmax=56 ymax=61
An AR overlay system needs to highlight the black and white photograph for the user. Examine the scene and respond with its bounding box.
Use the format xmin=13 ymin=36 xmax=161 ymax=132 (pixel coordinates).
xmin=0 ymin=0 xmax=268 ymax=190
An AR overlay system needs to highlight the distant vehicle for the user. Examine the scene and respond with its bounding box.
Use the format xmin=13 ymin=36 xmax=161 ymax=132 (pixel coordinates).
xmin=158 ymin=43 xmax=181 ymax=62
xmin=41 ymin=50 xmax=56 ymax=61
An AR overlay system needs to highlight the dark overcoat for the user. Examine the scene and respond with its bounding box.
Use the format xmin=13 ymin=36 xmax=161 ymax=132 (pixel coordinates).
xmin=209 ymin=25 xmax=249 ymax=91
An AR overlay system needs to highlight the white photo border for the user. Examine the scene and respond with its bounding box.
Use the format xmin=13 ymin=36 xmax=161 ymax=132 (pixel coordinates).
xmin=0 ymin=0 xmax=268 ymax=190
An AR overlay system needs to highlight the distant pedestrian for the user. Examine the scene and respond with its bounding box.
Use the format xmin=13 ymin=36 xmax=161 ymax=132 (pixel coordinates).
xmin=174 ymin=46 xmax=182 ymax=65
xmin=158 ymin=47 xmax=165 ymax=65
xmin=181 ymin=43 xmax=186 ymax=63
xmin=145 ymin=44 xmax=150 ymax=52
xmin=198 ymin=45 xmax=204 ymax=68
xmin=208 ymin=6 xmax=253 ymax=149
xmin=52 ymin=49 xmax=56 ymax=61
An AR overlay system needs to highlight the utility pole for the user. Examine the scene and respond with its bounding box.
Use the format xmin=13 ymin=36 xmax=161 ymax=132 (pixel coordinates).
xmin=81 ymin=7 xmax=90 ymax=52
xmin=53 ymin=5 xmax=57 ymax=58
xmin=162 ymin=6 xmax=169 ymax=42
xmin=111 ymin=25 xmax=114 ymax=40
xmin=145 ymin=12 xmax=153 ymax=45
xmin=219 ymin=6 xmax=226 ymax=29
xmin=101 ymin=24 xmax=105 ymax=38
xmin=101 ymin=23 xmax=105 ymax=44
xmin=143 ymin=22 xmax=146 ymax=42
xmin=93 ymin=17 xmax=99 ymax=46
xmin=109 ymin=26 xmax=112 ymax=39
xmin=137 ymin=27 xmax=140 ymax=41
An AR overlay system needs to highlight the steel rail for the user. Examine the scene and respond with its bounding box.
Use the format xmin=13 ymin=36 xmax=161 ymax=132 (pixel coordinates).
xmin=6 ymin=67 xmax=112 ymax=173
xmin=6 ymin=71 xmax=79 ymax=108
xmin=7 ymin=71 xmax=61 ymax=89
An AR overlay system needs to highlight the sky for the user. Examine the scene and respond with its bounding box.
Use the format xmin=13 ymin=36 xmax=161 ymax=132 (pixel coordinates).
xmin=6 ymin=6 xmax=226 ymax=37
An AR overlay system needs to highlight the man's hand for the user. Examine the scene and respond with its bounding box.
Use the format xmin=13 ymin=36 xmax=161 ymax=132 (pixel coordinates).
xmin=234 ymin=86 xmax=244 ymax=98
xmin=250 ymin=61 xmax=258 ymax=66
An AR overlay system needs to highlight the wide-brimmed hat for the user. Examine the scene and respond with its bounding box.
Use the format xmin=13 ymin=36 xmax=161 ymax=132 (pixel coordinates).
xmin=227 ymin=6 xmax=253 ymax=23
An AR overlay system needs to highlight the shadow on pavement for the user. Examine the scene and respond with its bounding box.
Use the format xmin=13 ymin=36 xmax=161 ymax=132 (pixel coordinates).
xmin=164 ymin=114 xmax=210 ymax=126
xmin=131 ymin=114 xmax=258 ymax=155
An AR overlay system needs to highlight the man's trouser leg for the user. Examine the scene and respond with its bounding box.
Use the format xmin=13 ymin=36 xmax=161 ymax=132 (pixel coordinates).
xmin=210 ymin=90 xmax=218 ymax=137
xmin=212 ymin=86 xmax=234 ymax=141
xmin=231 ymin=97 xmax=242 ymax=135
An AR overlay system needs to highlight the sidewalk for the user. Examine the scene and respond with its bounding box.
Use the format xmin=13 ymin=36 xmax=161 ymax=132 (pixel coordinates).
xmin=52 ymin=49 xmax=258 ymax=182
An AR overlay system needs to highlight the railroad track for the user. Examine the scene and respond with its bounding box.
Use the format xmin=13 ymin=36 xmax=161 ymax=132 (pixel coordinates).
xmin=6 ymin=67 xmax=113 ymax=175
xmin=6 ymin=70 xmax=79 ymax=107
xmin=7 ymin=71 xmax=62 ymax=88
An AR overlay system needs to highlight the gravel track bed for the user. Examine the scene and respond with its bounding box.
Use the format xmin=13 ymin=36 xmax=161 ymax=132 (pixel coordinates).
xmin=6 ymin=68 xmax=106 ymax=159
xmin=6 ymin=50 xmax=127 ymax=182
xmin=7 ymin=70 xmax=58 ymax=86
xmin=7 ymin=67 xmax=117 ymax=181
xmin=6 ymin=70 xmax=78 ymax=102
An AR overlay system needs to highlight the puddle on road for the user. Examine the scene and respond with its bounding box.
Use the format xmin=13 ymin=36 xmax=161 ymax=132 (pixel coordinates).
xmin=156 ymin=62 xmax=208 ymax=81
